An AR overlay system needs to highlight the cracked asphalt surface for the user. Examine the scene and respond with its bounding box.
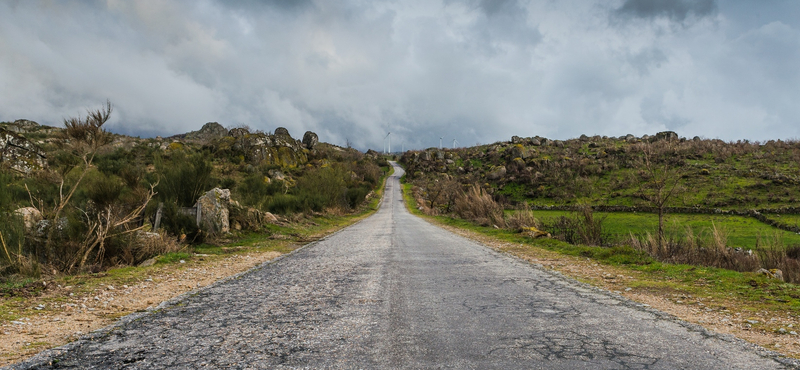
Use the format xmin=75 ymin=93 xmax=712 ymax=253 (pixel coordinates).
xmin=8 ymin=162 xmax=798 ymax=369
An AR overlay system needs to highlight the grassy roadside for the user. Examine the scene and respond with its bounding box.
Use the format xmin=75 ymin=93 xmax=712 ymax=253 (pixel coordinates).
xmin=401 ymin=180 xmax=800 ymax=357
xmin=514 ymin=209 xmax=800 ymax=248
xmin=0 ymin=166 xmax=395 ymax=366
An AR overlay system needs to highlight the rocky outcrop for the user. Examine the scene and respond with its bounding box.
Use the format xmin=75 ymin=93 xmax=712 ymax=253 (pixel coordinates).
xmin=365 ymin=149 xmax=380 ymax=159
xmin=244 ymin=132 xmax=307 ymax=167
xmin=274 ymin=127 xmax=291 ymax=139
xmin=1 ymin=128 xmax=47 ymax=174
xmin=196 ymin=188 xmax=231 ymax=235
xmin=654 ymin=131 xmax=679 ymax=142
xmin=183 ymin=122 xmax=228 ymax=143
xmin=302 ymin=131 xmax=319 ymax=150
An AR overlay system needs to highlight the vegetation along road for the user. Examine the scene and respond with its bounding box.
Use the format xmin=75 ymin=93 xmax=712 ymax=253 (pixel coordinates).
xmin=7 ymin=162 xmax=798 ymax=369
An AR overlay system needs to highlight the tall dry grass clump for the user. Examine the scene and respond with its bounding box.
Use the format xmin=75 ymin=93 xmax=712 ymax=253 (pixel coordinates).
xmin=505 ymin=203 xmax=540 ymax=231
xmin=625 ymin=222 xmax=800 ymax=283
xmin=453 ymin=185 xmax=505 ymax=227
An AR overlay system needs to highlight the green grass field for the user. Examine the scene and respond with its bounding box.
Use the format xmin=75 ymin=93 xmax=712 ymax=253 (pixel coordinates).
xmin=523 ymin=210 xmax=800 ymax=248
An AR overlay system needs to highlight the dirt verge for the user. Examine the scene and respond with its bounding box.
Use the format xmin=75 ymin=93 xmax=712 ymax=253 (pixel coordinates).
xmin=0 ymin=249 xmax=286 ymax=366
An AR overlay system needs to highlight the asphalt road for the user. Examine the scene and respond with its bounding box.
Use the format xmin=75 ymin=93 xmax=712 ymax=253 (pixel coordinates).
xmin=9 ymin=162 xmax=798 ymax=369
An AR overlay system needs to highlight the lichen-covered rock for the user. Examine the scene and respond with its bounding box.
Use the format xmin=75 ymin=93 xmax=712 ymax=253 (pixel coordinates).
xmin=302 ymin=131 xmax=319 ymax=150
xmin=522 ymin=226 xmax=551 ymax=239
xmin=1 ymin=128 xmax=47 ymax=174
xmin=197 ymin=188 xmax=231 ymax=235
xmin=508 ymin=144 xmax=529 ymax=160
xmin=486 ymin=165 xmax=507 ymax=180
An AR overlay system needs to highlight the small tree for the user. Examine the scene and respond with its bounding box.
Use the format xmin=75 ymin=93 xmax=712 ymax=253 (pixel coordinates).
xmin=40 ymin=101 xmax=115 ymax=255
xmin=638 ymin=142 xmax=684 ymax=250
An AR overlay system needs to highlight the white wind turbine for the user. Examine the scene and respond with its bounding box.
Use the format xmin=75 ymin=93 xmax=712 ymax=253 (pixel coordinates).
xmin=384 ymin=132 xmax=391 ymax=154
xmin=452 ymin=138 xmax=459 ymax=149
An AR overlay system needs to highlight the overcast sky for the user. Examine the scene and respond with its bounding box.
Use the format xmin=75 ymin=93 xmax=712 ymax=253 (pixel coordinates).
xmin=2 ymin=0 xmax=799 ymax=150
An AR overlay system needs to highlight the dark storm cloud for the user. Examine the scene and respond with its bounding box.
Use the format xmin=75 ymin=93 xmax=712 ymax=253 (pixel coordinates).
xmin=615 ymin=0 xmax=717 ymax=22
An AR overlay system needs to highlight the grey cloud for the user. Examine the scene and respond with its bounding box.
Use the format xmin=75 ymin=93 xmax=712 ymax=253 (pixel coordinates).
xmin=615 ymin=0 xmax=717 ymax=23
xmin=1 ymin=0 xmax=799 ymax=149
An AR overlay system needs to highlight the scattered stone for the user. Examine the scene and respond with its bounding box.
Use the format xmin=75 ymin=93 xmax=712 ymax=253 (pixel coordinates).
xmin=139 ymin=258 xmax=157 ymax=267
xmin=486 ymin=165 xmax=507 ymax=180
xmin=756 ymin=268 xmax=784 ymax=281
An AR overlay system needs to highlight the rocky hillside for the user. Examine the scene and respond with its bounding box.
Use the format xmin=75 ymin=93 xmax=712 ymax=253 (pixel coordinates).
xmin=1 ymin=111 xmax=387 ymax=276
xmin=400 ymin=132 xmax=800 ymax=211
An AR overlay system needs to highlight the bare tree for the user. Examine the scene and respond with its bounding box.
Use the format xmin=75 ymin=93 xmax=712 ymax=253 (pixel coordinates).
xmin=638 ymin=142 xmax=684 ymax=249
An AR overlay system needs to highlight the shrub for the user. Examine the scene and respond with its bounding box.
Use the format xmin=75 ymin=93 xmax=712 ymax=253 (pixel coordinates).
xmin=159 ymin=202 xmax=205 ymax=244
xmin=236 ymin=174 xmax=283 ymax=209
xmin=155 ymin=151 xmax=214 ymax=207
xmin=540 ymin=207 xmax=607 ymax=246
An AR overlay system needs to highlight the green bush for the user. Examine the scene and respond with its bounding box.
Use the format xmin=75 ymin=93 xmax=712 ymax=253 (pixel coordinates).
xmin=155 ymin=151 xmax=214 ymax=207
xmin=159 ymin=202 xmax=205 ymax=244
xmin=236 ymin=174 xmax=283 ymax=209
xmin=346 ymin=186 xmax=371 ymax=209
xmin=83 ymin=171 xmax=124 ymax=209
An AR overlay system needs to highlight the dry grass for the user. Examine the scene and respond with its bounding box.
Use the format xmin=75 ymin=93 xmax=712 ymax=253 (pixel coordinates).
xmin=628 ymin=224 xmax=800 ymax=283
xmin=453 ymin=185 xmax=505 ymax=227
xmin=505 ymin=204 xmax=540 ymax=231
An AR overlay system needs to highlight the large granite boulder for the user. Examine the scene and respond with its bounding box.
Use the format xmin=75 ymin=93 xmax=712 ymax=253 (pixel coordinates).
xmin=196 ymin=188 xmax=231 ymax=235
